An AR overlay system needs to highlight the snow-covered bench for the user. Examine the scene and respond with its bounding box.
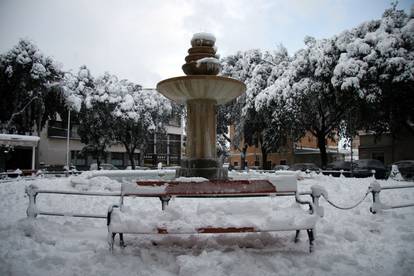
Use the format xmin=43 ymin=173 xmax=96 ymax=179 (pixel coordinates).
xmin=107 ymin=176 xmax=324 ymax=252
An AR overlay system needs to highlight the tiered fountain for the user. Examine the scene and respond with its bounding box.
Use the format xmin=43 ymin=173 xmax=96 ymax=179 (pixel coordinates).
xmin=157 ymin=33 xmax=246 ymax=180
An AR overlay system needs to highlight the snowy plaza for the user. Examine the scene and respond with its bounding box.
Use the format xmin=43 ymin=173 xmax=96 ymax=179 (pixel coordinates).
xmin=0 ymin=173 xmax=413 ymax=275
xmin=1 ymin=0 xmax=414 ymax=275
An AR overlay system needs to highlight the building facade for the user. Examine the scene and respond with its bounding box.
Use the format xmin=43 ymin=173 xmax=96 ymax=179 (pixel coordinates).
xmin=228 ymin=127 xmax=342 ymax=169
xmin=38 ymin=115 xmax=183 ymax=170
xmin=358 ymin=128 xmax=414 ymax=165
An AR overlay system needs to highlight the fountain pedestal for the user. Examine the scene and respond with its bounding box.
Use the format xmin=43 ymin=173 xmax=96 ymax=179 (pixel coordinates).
xmin=180 ymin=99 xmax=226 ymax=179
xmin=156 ymin=33 xmax=246 ymax=180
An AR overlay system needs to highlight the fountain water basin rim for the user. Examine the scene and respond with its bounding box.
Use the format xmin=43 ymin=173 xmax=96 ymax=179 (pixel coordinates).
xmin=156 ymin=75 xmax=246 ymax=105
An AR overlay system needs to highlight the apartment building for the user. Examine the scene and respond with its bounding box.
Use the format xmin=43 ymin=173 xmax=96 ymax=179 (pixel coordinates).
xmin=38 ymin=112 xmax=183 ymax=170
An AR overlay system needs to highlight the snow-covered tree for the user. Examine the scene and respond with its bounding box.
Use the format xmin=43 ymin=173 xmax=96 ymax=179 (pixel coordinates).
xmin=76 ymin=72 xmax=118 ymax=169
xmin=332 ymin=5 xmax=414 ymax=136
xmin=0 ymin=39 xmax=65 ymax=134
xmin=68 ymin=70 xmax=174 ymax=169
xmin=221 ymin=47 xmax=291 ymax=169
xmin=256 ymin=36 xmax=353 ymax=167
xmin=111 ymin=85 xmax=173 ymax=169
xmin=61 ymin=65 xmax=94 ymax=113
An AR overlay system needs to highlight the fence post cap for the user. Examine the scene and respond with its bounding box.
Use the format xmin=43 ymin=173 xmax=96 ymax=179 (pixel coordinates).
xmin=369 ymin=181 xmax=381 ymax=192
xmin=311 ymin=184 xmax=328 ymax=198
xmin=25 ymin=184 xmax=39 ymax=195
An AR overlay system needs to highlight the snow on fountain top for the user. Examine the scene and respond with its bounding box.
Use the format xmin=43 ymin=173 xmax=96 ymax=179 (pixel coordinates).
xmin=157 ymin=33 xmax=246 ymax=105
xmin=191 ymin=32 xmax=216 ymax=46
xmin=183 ymin=32 xmax=221 ymax=75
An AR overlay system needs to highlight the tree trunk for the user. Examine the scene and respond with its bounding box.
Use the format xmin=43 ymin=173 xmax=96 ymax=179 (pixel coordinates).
xmin=97 ymin=145 xmax=105 ymax=170
xmin=128 ymin=154 xmax=135 ymax=169
xmin=139 ymin=145 xmax=146 ymax=167
xmin=317 ymin=133 xmax=328 ymax=168
xmin=96 ymin=155 xmax=101 ymax=170
xmin=241 ymin=143 xmax=248 ymax=170
xmin=261 ymin=146 xmax=268 ymax=170
xmin=124 ymin=145 xmax=135 ymax=169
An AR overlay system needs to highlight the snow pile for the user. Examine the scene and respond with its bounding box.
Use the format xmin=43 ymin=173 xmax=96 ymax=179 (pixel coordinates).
xmin=0 ymin=176 xmax=413 ymax=275
xmin=123 ymin=182 xmax=168 ymax=195
xmin=70 ymin=175 xmax=121 ymax=192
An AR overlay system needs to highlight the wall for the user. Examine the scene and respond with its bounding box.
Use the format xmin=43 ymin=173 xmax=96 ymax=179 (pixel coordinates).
xmin=359 ymin=129 xmax=414 ymax=165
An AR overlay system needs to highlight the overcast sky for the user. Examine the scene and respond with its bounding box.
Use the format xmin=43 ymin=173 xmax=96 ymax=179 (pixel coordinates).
xmin=0 ymin=0 xmax=412 ymax=87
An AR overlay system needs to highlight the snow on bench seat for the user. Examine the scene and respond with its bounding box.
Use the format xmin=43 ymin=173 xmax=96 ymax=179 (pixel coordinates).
xmin=108 ymin=200 xmax=318 ymax=234
xmin=107 ymin=176 xmax=322 ymax=252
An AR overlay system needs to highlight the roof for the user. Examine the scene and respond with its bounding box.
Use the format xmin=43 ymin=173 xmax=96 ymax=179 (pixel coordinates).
xmin=0 ymin=134 xmax=40 ymax=147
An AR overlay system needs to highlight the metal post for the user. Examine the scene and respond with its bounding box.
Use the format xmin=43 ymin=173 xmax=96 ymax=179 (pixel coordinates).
xmin=350 ymin=136 xmax=353 ymax=176
xmin=25 ymin=184 xmax=38 ymax=218
xmin=31 ymin=145 xmax=36 ymax=175
xmin=153 ymin=133 xmax=157 ymax=166
xmin=167 ymin=134 xmax=170 ymax=166
xmin=369 ymin=181 xmax=386 ymax=214
xmin=66 ymin=109 xmax=71 ymax=172
xmin=310 ymin=185 xmax=325 ymax=217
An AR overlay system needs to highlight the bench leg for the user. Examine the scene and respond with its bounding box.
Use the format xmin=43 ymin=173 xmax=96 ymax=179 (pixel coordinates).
xmin=306 ymin=229 xmax=315 ymax=253
xmin=160 ymin=196 xmax=171 ymax=211
xmin=108 ymin=232 xmax=116 ymax=252
xmin=119 ymin=233 xmax=125 ymax=247
xmin=294 ymin=230 xmax=300 ymax=243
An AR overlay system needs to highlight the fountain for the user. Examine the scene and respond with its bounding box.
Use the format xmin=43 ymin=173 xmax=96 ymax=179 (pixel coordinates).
xmin=157 ymin=33 xmax=246 ymax=180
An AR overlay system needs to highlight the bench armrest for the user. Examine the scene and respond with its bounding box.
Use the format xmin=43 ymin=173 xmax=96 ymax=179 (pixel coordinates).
xmin=107 ymin=204 xmax=120 ymax=226
xmin=295 ymin=192 xmax=314 ymax=214
xmin=296 ymin=185 xmax=326 ymax=217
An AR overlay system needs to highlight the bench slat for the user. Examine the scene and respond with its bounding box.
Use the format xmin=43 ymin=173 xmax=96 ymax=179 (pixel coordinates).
xmin=157 ymin=227 xmax=257 ymax=234
xmin=130 ymin=179 xmax=285 ymax=197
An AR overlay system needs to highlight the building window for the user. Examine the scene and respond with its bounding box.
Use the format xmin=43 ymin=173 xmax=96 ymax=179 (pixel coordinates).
xmin=48 ymin=120 xmax=67 ymax=138
xmin=48 ymin=120 xmax=80 ymax=139
xmin=266 ymin=161 xmax=272 ymax=169
xmin=280 ymin=160 xmax=287 ymax=165
xmin=71 ymin=151 xmax=86 ymax=166
xmin=168 ymin=111 xmax=181 ymax=127
xmin=157 ymin=133 xmax=168 ymax=153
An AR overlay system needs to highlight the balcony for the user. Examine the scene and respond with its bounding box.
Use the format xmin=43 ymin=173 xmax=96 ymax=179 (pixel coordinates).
xmin=47 ymin=121 xmax=80 ymax=140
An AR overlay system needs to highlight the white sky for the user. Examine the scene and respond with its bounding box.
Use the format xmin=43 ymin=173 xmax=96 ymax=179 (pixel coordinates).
xmin=0 ymin=0 xmax=412 ymax=87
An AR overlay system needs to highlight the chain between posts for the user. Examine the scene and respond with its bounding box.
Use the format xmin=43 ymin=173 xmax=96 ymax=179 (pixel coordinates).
xmin=321 ymin=190 xmax=370 ymax=210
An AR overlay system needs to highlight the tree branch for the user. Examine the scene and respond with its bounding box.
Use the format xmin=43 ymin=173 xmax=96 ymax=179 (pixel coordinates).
xmin=5 ymin=96 xmax=40 ymax=130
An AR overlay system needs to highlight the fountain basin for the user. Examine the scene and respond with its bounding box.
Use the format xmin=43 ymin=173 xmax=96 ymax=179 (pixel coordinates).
xmin=156 ymin=75 xmax=246 ymax=105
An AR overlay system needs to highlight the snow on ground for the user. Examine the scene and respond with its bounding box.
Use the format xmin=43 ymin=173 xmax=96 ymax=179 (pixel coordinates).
xmin=0 ymin=174 xmax=413 ymax=276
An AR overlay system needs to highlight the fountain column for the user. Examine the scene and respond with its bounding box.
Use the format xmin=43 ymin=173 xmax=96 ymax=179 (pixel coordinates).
xmin=186 ymin=99 xmax=216 ymax=159
xmin=156 ymin=33 xmax=246 ymax=180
